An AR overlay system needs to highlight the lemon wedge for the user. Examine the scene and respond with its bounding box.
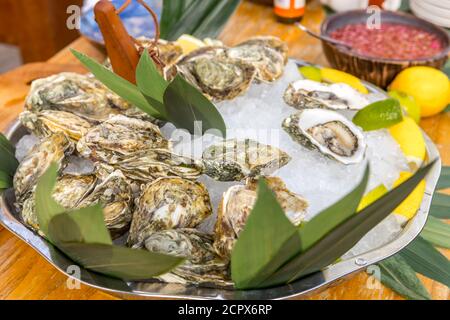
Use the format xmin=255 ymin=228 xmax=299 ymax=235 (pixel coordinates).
xmin=388 ymin=117 xmax=426 ymax=170
xmin=175 ymin=34 xmax=205 ymax=54
xmin=321 ymin=68 xmax=369 ymax=94
xmin=357 ymin=184 xmax=388 ymax=212
xmin=392 ymin=172 xmax=426 ymax=221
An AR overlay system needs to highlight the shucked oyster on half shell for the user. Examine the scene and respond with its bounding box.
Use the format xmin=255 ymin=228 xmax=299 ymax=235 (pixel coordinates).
xmin=111 ymin=148 xmax=204 ymax=183
xmin=282 ymin=109 xmax=367 ymax=164
xmin=235 ymin=36 xmax=289 ymax=64
xmin=284 ymin=79 xmax=369 ymax=111
xmin=13 ymin=132 xmax=74 ymax=206
xmin=135 ymin=228 xmax=231 ymax=287
xmin=202 ymin=139 xmax=291 ymax=181
xmin=214 ymin=177 xmax=308 ymax=260
xmin=168 ymin=47 xmax=257 ymax=101
xmin=128 ymin=177 xmax=212 ymax=247
xmin=136 ymin=37 xmax=184 ymax=67
xmin=20 ymin=110 xmax=92 ymax=142
xmin=25 ymin=72 xmax=132 ymax=122
xmin=77 ymin=115 xmax=170 ymax=163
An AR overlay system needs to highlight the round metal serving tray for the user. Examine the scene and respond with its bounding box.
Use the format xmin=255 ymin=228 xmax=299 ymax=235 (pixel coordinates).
xmin=0 ymin=60 xmax=442 ymax=300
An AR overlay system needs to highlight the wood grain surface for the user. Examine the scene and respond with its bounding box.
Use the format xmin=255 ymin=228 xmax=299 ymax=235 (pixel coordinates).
xmin=0 ymin=0 xmax=448 ymax=300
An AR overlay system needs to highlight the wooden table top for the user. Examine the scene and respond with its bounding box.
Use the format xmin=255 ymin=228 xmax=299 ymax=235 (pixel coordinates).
xmin=0 ymin=0 xmax=448 ymax=300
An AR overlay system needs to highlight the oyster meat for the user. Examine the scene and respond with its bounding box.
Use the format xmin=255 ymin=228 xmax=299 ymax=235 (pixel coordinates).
xmin=283 ymin=109 xmax=367 ymax=164
xmin=20 ymin=110 xmax=92 ymax=142
xmin=136 ymin=37 xmax=184 ymax=67
xmin=128 ymin=177 xmax=212 ymax=247
xmin=284 ymin=79 xmax=369 ymax=110
xmin=202 ymin=139 xmax=291 ymax=181
xmin=226 ymin=38 xmax=286 ymax=82
xmin=25 ymin=72 xmax=132 ymax=122
xmin=136 ymin=228 xmax=231 ymax=287
xmin=77 ymin=115 xmax=170 ymax=163
xmin=214 ymin=177 xmax=308 ymax=259
xmin=168 ymin=47 xmax=256 ymax=101
xmin=13 ymin=132 xmax=74 ymax=205
xmin=236 ymin=36 xmax=289 ymax=63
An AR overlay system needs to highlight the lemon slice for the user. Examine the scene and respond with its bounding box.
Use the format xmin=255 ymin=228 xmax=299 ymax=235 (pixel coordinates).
xmin=388 ymin=117 xmax=426 ymax=170
xmin=299 ymin=66 xmax=322 ymax=82
xmin=175 ymin=34 xmax=205 ymax=54
xmin=321 ymin=68 xmax=369 ymax=94
xmin=392 ymin=172 xmax=426 ymax=221
xmin=357 ymin=184 xmax=388 ymax=212
xmin=352 ymin=98 xmax=403 ymax=131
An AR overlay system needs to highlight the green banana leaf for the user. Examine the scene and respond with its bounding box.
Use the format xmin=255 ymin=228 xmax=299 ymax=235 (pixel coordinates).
xmin=436 ymin=166 xmax=450 ymax=190
xmin=429 ymin=193 xmax=450 ymax=219
xmin=421 ymin=216 xmax=450 ymax=249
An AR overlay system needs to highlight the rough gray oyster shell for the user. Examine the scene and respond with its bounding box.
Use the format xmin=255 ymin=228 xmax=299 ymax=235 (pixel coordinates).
xmin=77 ymin=115 xmax=170 ymax=163
xmin=202 ymin=139 xmax=291 ymax=181
xmin=13 ymin=132 xmax=74 ymax=206
xmin=128 ymin=177 xmax=212 ymax=247
xmin=135 ymin=228 xmax=231 ymax=287
xmin=110 ymin=148 xmax=204 ymax=183
xmin=136 ymin=37 xmax=184 ymax=67
xmin=226 ymin=37 xmax=286 ymax=82
xmin=20 ymin=110 xmax=92 ymax=142
xmin=25 ymin=72 xmax=132 ymax=122
xmin=236 ymin=36 xmax=289 ymax=63
xmin=214 ymin=177 xmax=308 ymax=260
xmin=282 ymin=109 xmax=366 ymax=164
xmin=168 ymin=47 xmax=257 ymax=101
xmin=283 ymin=79 xmax=369 ymax=111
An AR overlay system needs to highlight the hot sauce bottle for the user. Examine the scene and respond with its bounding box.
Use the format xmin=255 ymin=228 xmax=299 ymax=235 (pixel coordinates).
xmin=274 ymin=0 xmax=305 ymax=24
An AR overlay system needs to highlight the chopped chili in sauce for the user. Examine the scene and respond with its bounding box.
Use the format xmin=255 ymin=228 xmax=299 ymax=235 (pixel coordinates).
xmin=330 ymin=23 xmax=444 ymax=60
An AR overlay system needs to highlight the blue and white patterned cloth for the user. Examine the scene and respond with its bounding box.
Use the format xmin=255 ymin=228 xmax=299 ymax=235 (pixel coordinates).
xmin=80 ymin=0 xmax=162 ymax=44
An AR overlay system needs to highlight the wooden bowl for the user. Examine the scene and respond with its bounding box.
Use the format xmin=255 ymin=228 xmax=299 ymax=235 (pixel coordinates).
xmin=320 ymin=10 xmax=450 ymax=88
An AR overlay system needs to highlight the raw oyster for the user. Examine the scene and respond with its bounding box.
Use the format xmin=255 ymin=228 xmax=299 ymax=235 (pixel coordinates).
xmin=226 ymin=38 xmax=286 ymax=82
xmin=13 ymin=132 xmax=74 ymax=205
xmin=21 ymin=173 xmax=97 ymax=231
xmin=20 ymin=110 xmax=92 ymax=142
xmin=282 ymin=109 xmax=366 ymax=164
xmin=236 ymin=36 xmax=289 ymax=63
xmin=135 ymin=228 xmax=231 ymax=287
xmin=128 ymin=177 xmax=212 ymax=247
xmin=136 ymin=37 xmax=184 ymax=67
xmin=169 ymin=47 xmax=256 ymax=101
xmin=202 ymin=139 xmax=291 ymax=181
xmin=25 ymin=73 xmax=132 ymax=122
xmin=77 ymin=115 xmax=170 ymax=163
xmin=214 ymin=177 xmax=308 ymax=259
xmin=111 ymin=148 xmax=204 ymax=182
xmin=284 ymin=79 xmax=369 ymax=110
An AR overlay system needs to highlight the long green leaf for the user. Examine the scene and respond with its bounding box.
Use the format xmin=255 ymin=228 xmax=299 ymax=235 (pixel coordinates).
xmin=421 ymin=216 xmax=450 ymax=249
xmin=35 ymin=163 xmax=65 ymax=237
xmin=437 ymin=166 xmax=450 ymax=190
xmin=400 ymin=236 xmax=450 ymax=287
xmin=298 ymin=167 xmax=370 ymax=252
xmin=261 ymin=161 xmax=436 ymax=288
xmin=160 ymin=0 xmax=196 ymax=39
xmin=48 ymin=204 xmax=112 ymax=246
xmin=0 ymin=133 xmax=18 ymax=176
xmin=376 ymin=255 xmax=431 ymax=300
xmin=0 ymin=133 xmax=15 ymax=154
xmin=0 ymin=171 xmax=12 ymax=189
xmin=430 ymin=193 xmax=450 ymax=219
xmin=191 ymin=0 xmax=241 ymax=39
xmin=136 ymin=50 xmax=169 ymax=118
xmin=231 ymin=179 xmax=301 ymax=289
xmin=57 ymin=242 xmax=184 ymax=281
xmin=71 ymin=50 xmax=162 ymax=119
xmin=163 ymin=74 xmax=226 ymax=137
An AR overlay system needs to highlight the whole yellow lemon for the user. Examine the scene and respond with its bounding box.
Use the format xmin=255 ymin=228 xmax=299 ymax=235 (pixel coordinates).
xmin=389 ymin=66 xmax=450 ymax=117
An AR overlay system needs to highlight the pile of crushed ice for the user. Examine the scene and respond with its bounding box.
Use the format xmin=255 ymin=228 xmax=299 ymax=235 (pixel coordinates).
xmin=15 ymin=61 xmax=411 ymax=259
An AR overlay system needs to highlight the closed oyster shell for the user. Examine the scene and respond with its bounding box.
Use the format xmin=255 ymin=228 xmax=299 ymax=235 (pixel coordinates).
xmin=13 ymin=132 xmax=74 ymax=205
xmin=111 ymin=148 xmax=204 ymax=182
xmin=20 ymin=110 xmax=92 ymax=142
xmin=77 ymin=115 xmax=170 ymax=163
xmin=25 ymin=73 xmax=132 ymax=122
xmin=282 ymin=109 xmax=367 ymax=164
xmin=136 ymin=228 xmax=231 ymax=287
xmin=214 ymin=177 xmax=308 ymax=260
xmin=284 ymin=79 xmax=369 ymax=111
xmin=128 ymin=177 xmax=212 ymax=247
xmin=202 ymin=139 xmax=291 ymax=181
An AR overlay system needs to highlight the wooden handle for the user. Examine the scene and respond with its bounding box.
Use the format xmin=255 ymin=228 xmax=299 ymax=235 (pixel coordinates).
xmin=94 ymin=0 xmax=140 ymax=84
